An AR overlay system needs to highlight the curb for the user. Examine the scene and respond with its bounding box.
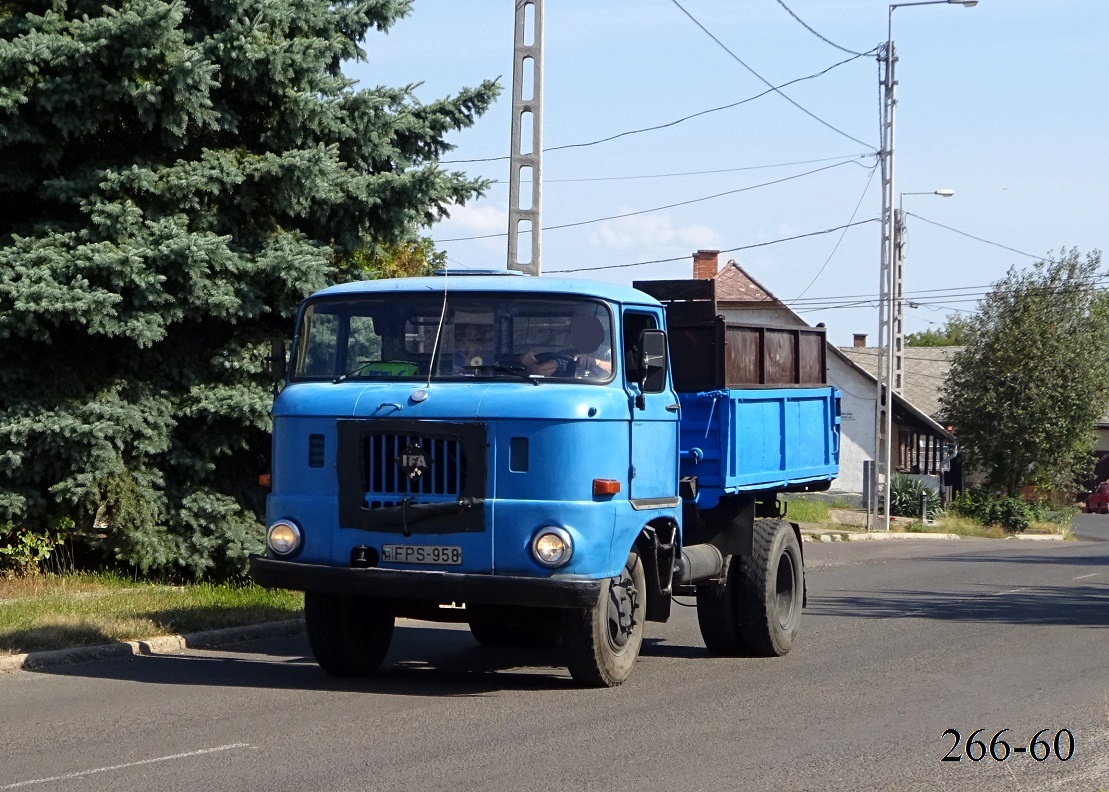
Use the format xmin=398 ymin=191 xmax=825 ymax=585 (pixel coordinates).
xmin=0 ymin=618 xmax=304 ymax=675
xmin=801 ymin=531 xmax=960 ymax=543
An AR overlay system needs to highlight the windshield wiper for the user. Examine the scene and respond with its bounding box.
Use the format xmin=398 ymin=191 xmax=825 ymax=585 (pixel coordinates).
xmin=463 ymin=364 xmax=540 ymax=385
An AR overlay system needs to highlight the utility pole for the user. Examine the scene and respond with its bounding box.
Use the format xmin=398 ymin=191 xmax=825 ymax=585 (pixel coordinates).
xmin=868 ymin=0 xmax=977 ymax=533
xmin=507 ymin=0 xmax=544 ymax=275
xmin=869 ymin=35 xmax=897 ymax=532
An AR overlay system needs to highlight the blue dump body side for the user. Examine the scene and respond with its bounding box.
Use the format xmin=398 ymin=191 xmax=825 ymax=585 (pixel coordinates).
xmin=678 ymin=387 xmax=841 ymax=509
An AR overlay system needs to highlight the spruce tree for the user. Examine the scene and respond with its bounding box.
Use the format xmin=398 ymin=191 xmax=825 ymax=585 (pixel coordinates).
xmin=0 ymin=0 xmax=498 ymax=577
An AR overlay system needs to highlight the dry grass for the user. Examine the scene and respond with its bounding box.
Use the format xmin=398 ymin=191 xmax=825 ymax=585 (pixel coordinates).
xmin=0 ymin=573 xmax=302 ymax=656
xmin=904 ymin=515 xmax=1070 ymax=539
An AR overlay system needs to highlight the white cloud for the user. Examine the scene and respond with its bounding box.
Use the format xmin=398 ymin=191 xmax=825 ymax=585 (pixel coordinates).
xmin=586 ymin=212 xmax=721 ymax=251
xmin=442 ymin=202 xmax=509 ymax=235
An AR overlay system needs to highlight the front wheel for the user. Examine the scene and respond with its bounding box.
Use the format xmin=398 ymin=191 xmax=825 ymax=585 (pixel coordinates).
xmin=695 ymin=519 xmax=804 ymax=657
xmin=561 ymin=550 xmax=646 ymax=687
xmin=304 ymin=591 xmax=395 ymax=676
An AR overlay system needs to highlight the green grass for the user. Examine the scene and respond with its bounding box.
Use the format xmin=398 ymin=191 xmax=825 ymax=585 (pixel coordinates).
xmin=781 ymin=497 xmax=855 ymax=524
xmin=0 ymin=572 xmax=302 ymax=655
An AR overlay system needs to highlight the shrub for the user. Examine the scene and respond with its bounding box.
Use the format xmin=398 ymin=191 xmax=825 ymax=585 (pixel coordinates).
xmin=950 ymin=489 xmax=1031 ymax=533
xmin=889 ymin=475 xmax=941 ymax=520
xmin=0 ymin=518 xmax=72 ymax=574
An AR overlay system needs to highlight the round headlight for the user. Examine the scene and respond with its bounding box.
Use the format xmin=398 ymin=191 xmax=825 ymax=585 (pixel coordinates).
xmin=531 ymin=527 xmax=573 ymax=568
xmin=267 ymin=520 xmax=302 ymax=557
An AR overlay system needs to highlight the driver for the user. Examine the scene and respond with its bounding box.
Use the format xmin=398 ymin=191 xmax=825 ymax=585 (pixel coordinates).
xmin=520 ymin=314 xmax=611 ymax=379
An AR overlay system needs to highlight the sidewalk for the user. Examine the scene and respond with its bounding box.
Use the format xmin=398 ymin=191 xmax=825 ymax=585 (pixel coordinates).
xmin=0 ymin=619 xmax=305 ymax=675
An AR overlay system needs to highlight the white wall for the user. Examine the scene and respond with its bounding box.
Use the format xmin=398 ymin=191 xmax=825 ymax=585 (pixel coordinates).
xmin=723 ymin=306 xmax=807 ymax=327
xmin=827 ymin=352 xmax=874 ymax=495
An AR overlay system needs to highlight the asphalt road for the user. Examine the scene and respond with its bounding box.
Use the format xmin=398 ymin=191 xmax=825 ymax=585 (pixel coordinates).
xmin=2 ymin=538 xmax=1107 ymax=792
xmin=1073 ymin=512 xmax=1109 ymax=542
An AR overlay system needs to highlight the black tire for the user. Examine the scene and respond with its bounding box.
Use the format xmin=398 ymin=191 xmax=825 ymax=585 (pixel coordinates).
xmin=562 ymin=550 xmax=646 ymax=687
xmin=695 ymin=519 xmax=803 ymax=657
xmin=468 ymin=606 xmax=562 ymax=648
xmin=304 ymin=591 xmax=395 ymax=676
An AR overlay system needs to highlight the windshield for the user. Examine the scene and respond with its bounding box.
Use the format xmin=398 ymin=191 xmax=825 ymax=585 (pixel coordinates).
xmin=291 ymin=292 xmax=615 ymax=384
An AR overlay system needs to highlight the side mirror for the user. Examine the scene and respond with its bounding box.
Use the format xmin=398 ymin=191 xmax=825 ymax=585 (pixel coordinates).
xmin=267 ymin=338 xmax=287 ymax=382
xmin=638 ymin=329 xmax=668 ymax=394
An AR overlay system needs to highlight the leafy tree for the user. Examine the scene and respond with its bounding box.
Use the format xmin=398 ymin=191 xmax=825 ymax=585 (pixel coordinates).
xmin=941 ymin=249 xmax=1109 ymax=496
xmin=905 ymin=314 xmax=972 ymax=347
xmin=0 ymin=0 xmax=498 ymax=578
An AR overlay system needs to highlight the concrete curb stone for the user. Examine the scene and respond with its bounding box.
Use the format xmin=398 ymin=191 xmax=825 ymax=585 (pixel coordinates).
xmin=0 ymin=618 xmax=304 ymax=675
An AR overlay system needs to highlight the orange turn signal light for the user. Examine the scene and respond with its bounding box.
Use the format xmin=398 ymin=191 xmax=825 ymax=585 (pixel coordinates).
xmin=258 ymin=473 xmax=272 ymax=488
xmin=592 ymin=478 xmax=621 ymax=496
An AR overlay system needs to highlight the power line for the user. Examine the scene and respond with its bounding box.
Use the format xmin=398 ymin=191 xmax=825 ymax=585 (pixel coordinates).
xmin=437 ymin=160 xmax=859 ymax=242
xmin=669 ymin=0 xmax=874 ymax=150
xmin=440 ymin=52 xmax=878 ymax=165
xmin=790 ymin=277 xmax=1109 ymax=313
xmin=788 ymin=276 xmax=1109 ymax=306
xmin=547 ymin=219 xmax=878 ymax=273
xmin=789 ymin=163 xmax=879 ymax=302
xmin=905 ymin=213 xmax=1043 ymax=260
xmin=773 ymin=0 xmax=870 ymax=56
xmin=487 ymin=153 xmax=875 ymax=184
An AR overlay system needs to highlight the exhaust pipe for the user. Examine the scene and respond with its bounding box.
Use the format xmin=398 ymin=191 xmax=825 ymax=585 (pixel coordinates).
xmin=674 ymin=544 xmax=725 ymax=586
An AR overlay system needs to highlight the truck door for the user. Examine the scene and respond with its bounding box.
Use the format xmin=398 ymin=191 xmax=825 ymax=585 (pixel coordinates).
xmin=623 ymin=310 xmax=680 ymax=504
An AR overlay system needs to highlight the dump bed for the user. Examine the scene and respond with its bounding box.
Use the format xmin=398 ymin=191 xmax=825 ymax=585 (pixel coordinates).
xmin=678 ymin=387 xmax=840 ymax=508
xmin=634 ymin=278 xmax=840 ymax=506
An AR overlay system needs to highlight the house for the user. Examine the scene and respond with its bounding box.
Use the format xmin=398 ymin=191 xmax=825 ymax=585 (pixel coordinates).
xmin=641 ymin=250 xmax=955 ymax=499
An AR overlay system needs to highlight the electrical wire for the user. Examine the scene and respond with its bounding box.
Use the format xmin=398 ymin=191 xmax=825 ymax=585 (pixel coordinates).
xmin=773 ymin=0 xmax=871 ymax=56
xmin=789 ymin=163 xmax=879 ymax=303
xmin=487 ymin=153 xmax=875 ymax=184
xmin=437 ymin=160 xmax=858 ymax=242
xmin=547 ymin=219 xmax=878 ymax=273
xmin=669 ymin=0 xmax=874 ymax=150
xmin=440 ymin=53 xmax=878 ymax=165
xmin=905 ymin=213 xmax=1043 ymax=260
xmin=786 ymin=275 xmax=1109 ymax=309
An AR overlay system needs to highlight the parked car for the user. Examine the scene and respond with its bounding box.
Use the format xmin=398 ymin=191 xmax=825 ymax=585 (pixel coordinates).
xmin=1086 ymin=482 xmax=1109 ymax=514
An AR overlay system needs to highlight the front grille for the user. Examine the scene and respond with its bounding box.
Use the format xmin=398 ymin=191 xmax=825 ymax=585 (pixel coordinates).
xmin=337 ymin=419 xmax=487 ymax=534
xmin=365 ymin=433 xmax=465 ymax=503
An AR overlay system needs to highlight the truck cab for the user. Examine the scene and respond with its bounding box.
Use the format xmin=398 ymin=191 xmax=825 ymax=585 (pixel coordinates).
xmin=251 ymin=272 xmax=839 ymax=686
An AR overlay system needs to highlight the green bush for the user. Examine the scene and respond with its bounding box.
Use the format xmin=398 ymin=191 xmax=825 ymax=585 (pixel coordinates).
xmin=950 ymin=489 xmax=1031 ymax=533
xmin=0 ymin=518 xmax=71 ymax=574
xmin=889 ymin=475 xmax=941 ymax=520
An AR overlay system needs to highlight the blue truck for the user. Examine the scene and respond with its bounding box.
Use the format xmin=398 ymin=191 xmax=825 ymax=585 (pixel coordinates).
xmin=250 ymin=272 xmax=840 ymax=687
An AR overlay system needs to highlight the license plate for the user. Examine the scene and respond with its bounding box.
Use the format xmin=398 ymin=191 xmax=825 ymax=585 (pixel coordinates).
xmin=382 ymin=545 xmax=463 ymax=565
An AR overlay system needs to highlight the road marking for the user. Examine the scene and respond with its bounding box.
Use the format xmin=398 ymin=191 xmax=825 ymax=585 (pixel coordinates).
xmin=0 ymin=744 xmax=250 ymax=789
xmin=1074 ymin=573 xmax=1100 ymax=580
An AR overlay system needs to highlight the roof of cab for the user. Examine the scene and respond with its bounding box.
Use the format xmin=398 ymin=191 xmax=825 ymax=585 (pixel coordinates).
xmin=313 ymin=273 xmax=662 ymax=307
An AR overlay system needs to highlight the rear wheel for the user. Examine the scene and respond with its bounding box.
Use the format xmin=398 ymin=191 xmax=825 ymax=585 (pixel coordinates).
xmin=304 ymin=591 xmax=395 ymax=676
xmin=695 ymin=519 xmax=804 ymax=657
xmin=562 ymin=550 xmax=645 ymax=687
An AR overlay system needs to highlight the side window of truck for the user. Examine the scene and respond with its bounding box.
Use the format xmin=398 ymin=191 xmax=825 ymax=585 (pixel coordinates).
xmin=300 ymin=312 xmax=340 ymax=376
xmin=622 ymin=312 xmax=657 ymax=384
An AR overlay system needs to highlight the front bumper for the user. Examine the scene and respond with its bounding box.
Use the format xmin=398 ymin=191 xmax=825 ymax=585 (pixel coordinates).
xmin=250 ymin=556 xmax=601 ymax=609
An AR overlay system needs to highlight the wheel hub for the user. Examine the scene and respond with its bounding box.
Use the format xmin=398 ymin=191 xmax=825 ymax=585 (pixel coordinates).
xmin=606 ymin=570 xmax=640 ymax=650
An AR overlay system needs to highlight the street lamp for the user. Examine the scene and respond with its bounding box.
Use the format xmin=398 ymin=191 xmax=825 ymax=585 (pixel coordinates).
xmin=893 ymin=188 xmax=954 ymax=389
xmin=870 ymin=1 xmax=976 ymax=533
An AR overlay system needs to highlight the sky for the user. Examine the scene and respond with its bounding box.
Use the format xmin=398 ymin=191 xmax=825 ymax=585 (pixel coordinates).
xmin=346 ymin=0 xmax=1108 ymax=346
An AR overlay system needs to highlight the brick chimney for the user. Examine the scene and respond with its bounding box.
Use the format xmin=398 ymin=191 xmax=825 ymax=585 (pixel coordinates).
xmin=693 ymin=249 xmax=720 ymax=280
xmin=853 ymin=333 xmax=867 ymax=348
